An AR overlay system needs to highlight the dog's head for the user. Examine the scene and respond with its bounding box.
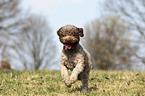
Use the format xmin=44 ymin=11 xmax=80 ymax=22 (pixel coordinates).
xmin=57 ymin=25 xmax=84 ymax=50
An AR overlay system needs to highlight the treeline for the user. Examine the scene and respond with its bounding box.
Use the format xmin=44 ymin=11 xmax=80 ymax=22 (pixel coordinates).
xmin=83 ymin=0 xmax=145 ymax=70
xmin=0 ymin=0 xmax=144 ymax=70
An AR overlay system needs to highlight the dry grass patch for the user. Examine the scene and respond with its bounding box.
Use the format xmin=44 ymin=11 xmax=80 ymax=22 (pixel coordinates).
xmin=0 ymin=70 xmax=144 ymax=95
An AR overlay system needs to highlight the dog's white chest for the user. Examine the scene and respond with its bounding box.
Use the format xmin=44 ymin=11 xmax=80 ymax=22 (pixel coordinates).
xmin=64 ymin=56 xmax=77 ymax=70
xmin=61 ymin=51 xmax=84 ymax=71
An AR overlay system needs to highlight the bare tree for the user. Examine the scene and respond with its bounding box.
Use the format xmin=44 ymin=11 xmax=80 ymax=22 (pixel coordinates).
xmin=99 ymin=0 xmax=145 ymax=38
xmin=0 ymin=0 xmax=22 ymax=35
xmin=83 ymin=16 xmax=137 ymax=70
xmin=98 ymin=0 xmax=145 ymax=65
xmin=0 ymin=0 xmax=22 ymax=68
xmin=12 ymin=15 xmax=56 ymax=70
xmin=0 ymin=0 xmax=57 ymax=70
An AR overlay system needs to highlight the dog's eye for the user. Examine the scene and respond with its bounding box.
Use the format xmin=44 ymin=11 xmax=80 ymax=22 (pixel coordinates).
xmin=73 ymin=34 xmax=78 ymax=37
xmin=60 ymin=34 xmax=66 ymax=37
xmin=59 ymin=32 xmax=66 ymax=37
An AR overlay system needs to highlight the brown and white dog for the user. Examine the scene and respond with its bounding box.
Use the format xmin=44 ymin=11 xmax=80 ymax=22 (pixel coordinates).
xmin=57 ymin=25 xmax=91 ymax=91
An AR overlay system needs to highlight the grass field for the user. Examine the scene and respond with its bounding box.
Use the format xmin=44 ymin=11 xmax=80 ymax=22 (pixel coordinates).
xmin=0 ymin=70 xmax=144 ymax=95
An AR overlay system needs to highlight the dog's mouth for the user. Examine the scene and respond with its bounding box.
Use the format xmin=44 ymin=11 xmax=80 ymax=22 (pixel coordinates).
xmin=64 ymin=44 xmax=73 ymax=50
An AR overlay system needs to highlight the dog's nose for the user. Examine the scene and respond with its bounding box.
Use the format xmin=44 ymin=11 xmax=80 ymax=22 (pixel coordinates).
xmin=63 ymin=36 xmax=78 ymax=44
xmin=64 ymin=36 xmax=73 ymax=41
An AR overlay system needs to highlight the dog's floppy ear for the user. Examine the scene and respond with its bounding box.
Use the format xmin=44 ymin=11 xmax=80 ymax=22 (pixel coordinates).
xmin=78 ymin=28 xmax=84 ymax=37
xmin=57 ymin=28 xmax=62 ymax=36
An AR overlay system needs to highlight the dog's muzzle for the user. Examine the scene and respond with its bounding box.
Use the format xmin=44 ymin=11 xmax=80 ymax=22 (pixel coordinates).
xmin=61 ymin=36 xmax=78 ymax=44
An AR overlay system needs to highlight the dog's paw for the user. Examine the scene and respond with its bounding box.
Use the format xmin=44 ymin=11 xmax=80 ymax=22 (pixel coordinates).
xmin=65 ymin=82 xmax=72 ymax=88
xmin=66 ymin=84 xmax=71 ymax=88
xmin=65 ymin=83 xmax=71 ymax=88
xmin=81 ymin=86 xmax=88 ymax=92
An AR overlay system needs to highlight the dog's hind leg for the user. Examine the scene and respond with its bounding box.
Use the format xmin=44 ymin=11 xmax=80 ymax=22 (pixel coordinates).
xmin=81 ymin=73 xmax=89 ymax=92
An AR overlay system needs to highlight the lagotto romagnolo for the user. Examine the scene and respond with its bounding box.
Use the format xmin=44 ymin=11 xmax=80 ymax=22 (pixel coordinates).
xmin=57 ymin=25 xmax=92 ymax=92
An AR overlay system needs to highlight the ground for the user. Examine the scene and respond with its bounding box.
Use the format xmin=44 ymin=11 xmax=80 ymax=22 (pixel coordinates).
xmin=0 ymin=70 xmax=144 ymax=95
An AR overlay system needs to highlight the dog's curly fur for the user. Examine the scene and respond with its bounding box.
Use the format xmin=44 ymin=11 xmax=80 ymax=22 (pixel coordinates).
xmin=57 ymin=25 xmax=91 ymax=91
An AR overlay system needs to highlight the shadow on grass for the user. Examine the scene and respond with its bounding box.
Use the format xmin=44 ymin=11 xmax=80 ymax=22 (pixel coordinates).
xmin=68 ymin=77 xmax=99 ymax=93
xmin=69 ymin=85 xmax=98 ymax=93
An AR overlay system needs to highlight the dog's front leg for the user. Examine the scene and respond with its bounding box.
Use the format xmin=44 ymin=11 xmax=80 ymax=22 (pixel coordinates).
xmin=60 ymin=64 xmax=70 ymax=87
xmin=60 ymin=52 xmax=70 ymax=87
xmin=67 ymin=58 xmax=84 ymax=86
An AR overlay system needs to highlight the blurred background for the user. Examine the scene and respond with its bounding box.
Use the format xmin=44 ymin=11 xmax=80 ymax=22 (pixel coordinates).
xmin=0 ymin=0 xmax=144 ymax=71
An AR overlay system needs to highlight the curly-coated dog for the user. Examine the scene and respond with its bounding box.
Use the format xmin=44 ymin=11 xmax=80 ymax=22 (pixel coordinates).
xmin=57 ymin=25 xmax=91 ymax=91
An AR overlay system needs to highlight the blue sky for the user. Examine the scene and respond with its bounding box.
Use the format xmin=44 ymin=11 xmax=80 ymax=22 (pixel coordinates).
xmin=21 ymin=0 xmax=99 ymax=33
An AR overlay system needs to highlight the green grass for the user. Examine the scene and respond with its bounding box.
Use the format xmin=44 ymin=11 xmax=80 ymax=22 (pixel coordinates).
xmin=0 ymin=70 xmax=144 ymax=95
